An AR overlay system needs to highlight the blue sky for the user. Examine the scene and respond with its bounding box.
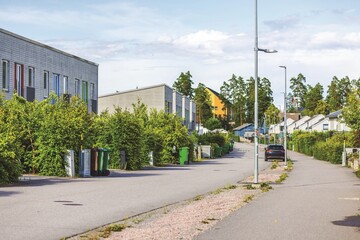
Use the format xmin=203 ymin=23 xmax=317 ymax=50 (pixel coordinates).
xmin=1 ymin=0 xmax=359 ymax=108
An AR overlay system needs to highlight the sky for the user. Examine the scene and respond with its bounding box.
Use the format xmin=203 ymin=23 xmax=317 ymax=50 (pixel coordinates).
xmin=1 ymin=0 xmax=359 ymax=108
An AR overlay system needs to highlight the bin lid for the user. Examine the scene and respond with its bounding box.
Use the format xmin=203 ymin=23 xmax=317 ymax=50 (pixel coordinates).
xmin=180 ymin=147 xmax=189 ymax=150
xmin=99 ymin=148 xmax=112 ymax=152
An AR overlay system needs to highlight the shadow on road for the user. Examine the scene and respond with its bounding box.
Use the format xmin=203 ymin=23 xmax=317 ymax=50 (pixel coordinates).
xmin=332 ymin=215 xmax=360 ymax=227
xmin=4 ymin=177 xmax=95 ymax=188
xmin=109 ymin=171 xmax=162 ymax=178
xmin=0 ymin=191 xmax=21 ymax=197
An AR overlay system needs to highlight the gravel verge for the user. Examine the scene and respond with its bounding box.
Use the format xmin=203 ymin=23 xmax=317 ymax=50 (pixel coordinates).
xmin=69 ymin=161 xmax=290 ymax=240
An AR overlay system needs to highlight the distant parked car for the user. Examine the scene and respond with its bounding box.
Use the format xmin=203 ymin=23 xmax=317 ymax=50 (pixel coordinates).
xmin=264 ymin=144 xmax=285 ymax=161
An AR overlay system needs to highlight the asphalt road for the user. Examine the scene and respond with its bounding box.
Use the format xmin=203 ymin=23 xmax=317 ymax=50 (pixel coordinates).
xmin=196 ymin=150 xmax=360 ymax=240
xmin=0 ymin=142 xmax=270 ymax=240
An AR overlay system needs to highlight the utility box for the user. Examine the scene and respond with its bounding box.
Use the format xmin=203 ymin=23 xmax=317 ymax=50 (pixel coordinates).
xmin=201 ymin=145 xmax=212 ymax=158
xmin=148 ymin=151 xmax=154 ymax=166
xmin=64 ymin=150 xmax=75 ymax=177
xmin=80 ymin=149 xmax=91 ymax=177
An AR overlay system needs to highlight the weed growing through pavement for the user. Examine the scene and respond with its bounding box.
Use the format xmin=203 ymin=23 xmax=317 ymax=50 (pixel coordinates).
xmin=79 ymin=235 xmax=99 ymax=240
xmin=194 ymin=195 xmax=204 ymax=201
xmin=99 ymin=223 xmax=127 ymax=238
xmin=271 ymin=160 xmax=279 ymax=169
xmin=163 ymin=207 xmax=169 ymax=214
xmin=356 ymin=170 xmax=360 ymax=178
xmin=201 ymin=218 xmax=217 ymax=224
xmin=260 ymin=182 xmax=273 ymax=192
xmin=286 ymin=159 xmax=293 ymax=171
xmin=244 ymin=184 xmax=256 ymax=190
xmin=224 ymin=184 xmax=237 ymax=190
xmin=243 ymin=195 xmax=254 ymax=203
xmin=276 ymin=173 xmax=289 ymax=183
xmin=212 ymin=188 xmax=223 ymax=195
xmin=132 ymin=216 xmax=145 ymax=224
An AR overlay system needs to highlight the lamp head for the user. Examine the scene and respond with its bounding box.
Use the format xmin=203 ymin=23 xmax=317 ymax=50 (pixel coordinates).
xmin=265 ymin=49 xmax=278 ymax=53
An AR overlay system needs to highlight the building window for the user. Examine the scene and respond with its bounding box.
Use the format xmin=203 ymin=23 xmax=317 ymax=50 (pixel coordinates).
xmin=165 ymin=100 xmax=172 ymax=113
xmin=15 ymin=63 xmax=24 ymax=97
xmin=28 ymin=67 xmax=35 ymax=87
xmin=82 ymin=80 xmax=88 ymax=103
xmin=75 ymin=79 xmax=80 ymax=97
xmin=52 ymin=73 xmax=60 ymax=97
xmin=63 ymin=76 xmax=68 ymax=94
xmin=2 ymin=60 xmax=9 ymax=90
xmin=90 ymin=83 xmax=95 ymax=100
xmin=43 ymin=71 xmax=49 ymax=98
xmin=323 ymin=124 xmax=329 ymax=131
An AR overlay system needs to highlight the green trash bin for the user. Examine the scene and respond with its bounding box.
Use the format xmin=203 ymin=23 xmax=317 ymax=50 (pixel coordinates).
xmin=223 ymin=143 xmax=230 ymax=154
xmin=179 ymin=147 xmax=189 ymax=165
xmin=98 ymin=148 xmax=111 ymax=176
xmin=214 ymin=146 xmax=222 ymax=158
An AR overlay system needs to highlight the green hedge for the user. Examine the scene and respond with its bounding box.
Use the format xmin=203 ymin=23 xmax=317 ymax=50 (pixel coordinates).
xmin=292 ymin=130 xmax=353 ymax=164
xmin=198 ymin=133 xmax=226 ymax=147
xmin=0 ymin=94 xmax=194 ymax=183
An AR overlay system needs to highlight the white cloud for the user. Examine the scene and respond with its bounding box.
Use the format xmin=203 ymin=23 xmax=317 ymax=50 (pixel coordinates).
xmin=171 ymin=30 xmax=231 ymax=55
xmin=308 ymin=31 xmax=360 ymax=49
xmin=1 ymin=0 xmax=359 ymax=109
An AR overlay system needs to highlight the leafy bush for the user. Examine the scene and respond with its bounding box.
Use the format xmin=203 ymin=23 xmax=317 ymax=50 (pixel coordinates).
xmin=146 ymin=109 xmax=192 ymax=165
xmin=198 ymin=133 xmax=226 ymax=147
xmin=0 ymin=95 xmax=29 ymax=183
xmin=104 ymin=108 xmax=144 ymax=170
xmin=0 ymin=133 xmax=22 ymax=184
xmin=292 ymin=130 xmax=354 ymax=164
xmin=0 ymin=94 xmax=195 ymax=181
xmin=204 ymin=117 xmax=222 ymax=130
xmin=34 ymin=95 xmax=93 ymax=176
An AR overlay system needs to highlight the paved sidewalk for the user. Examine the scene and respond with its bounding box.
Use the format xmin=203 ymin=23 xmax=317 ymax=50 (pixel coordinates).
xmin=196 ymin=150 xmax=360 ymax=240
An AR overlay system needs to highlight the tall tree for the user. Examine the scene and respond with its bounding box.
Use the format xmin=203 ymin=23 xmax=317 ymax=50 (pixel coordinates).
xmin=193 ymin=83 xmax=212 ymax=128
xmin=287 ymin=92 xmax=296 ymax=113
xmin=303 ymin=83 xmax=324 ymax=116
xmin=326 ymin=76 xmax=352 ymax=112
xmin=326 ymin=76 xmax=342 ymax=112
xmin=220 ymin=74 xmax=246 ymax=126
xmin=244 ymin=77 xmax=273 ymax=124
xmin=264 ymin=104 xmax=280 ymax=127
xmin=258 ymin=77 xmax=273 ymax=124
xmin=339 ymin=76 xmax=352 ymax=104
xmin=342 ymin=88 xmax=360 ymax=147
xmin=290 ymin=73 xmax=307 ymax=109
xmin=244 ymin=77 xmax=255 ymax=123
xmin=173 ymin=71 xmax=194 ymax=98
xmin=314 ymin=100 xmax=328 ymax=115
xmin=219 ymin=80 xmax=232 ymax=122
xmin=351 ymin=78 xmax=360 ymax=90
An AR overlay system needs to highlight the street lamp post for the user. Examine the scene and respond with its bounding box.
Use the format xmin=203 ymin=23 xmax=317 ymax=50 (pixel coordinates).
xmin=279 ymin=66 xmax=287 ymax=165
xmin=254 ymin=0 xmax=277 ymax=184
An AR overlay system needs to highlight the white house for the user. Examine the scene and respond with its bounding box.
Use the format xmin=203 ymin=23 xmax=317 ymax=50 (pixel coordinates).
xmin=296 ymin=114 xmax=325 ymax=131
xmin=269 ymin=118 xmax=294 ymax=135
xmin=327 ymin=110 xmax=351 ymax=132
xmin=309 ymin=117 xmax=330 ymax=132
xmin=288 ymin=116 xmax=310 ymax=134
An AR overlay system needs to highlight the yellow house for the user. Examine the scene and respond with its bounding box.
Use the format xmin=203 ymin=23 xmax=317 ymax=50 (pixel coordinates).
xmin=205 ymin=87 xmax=227 ymax=118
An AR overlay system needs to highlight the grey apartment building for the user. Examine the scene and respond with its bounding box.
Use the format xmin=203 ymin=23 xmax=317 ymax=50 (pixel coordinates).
xmin=98 ymin=84 xmax=196 ymax=131
xmin=0 ymin=28 xmax=98 ymax=112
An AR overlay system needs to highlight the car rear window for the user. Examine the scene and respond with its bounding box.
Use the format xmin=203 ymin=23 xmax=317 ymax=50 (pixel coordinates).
xmin=268 ymin=145 xmax=284 ymax=150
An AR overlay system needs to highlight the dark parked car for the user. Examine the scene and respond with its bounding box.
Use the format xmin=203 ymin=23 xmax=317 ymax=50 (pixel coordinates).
xmin=264 ymin=144 xmax=285 ymax=161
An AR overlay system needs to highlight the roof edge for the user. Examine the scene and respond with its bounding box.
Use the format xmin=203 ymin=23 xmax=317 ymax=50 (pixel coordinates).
xmin=0 ymin=28 xmax=98 ymax=67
